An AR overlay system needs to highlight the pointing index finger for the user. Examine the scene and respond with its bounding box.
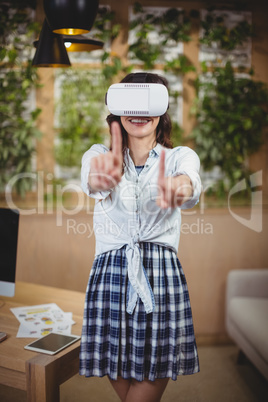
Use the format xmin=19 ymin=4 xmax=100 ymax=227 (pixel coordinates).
xmin=158 ymin=149 xmax=166 ymax=186
xmin=111 ymin=121 xmax=123 ymax=165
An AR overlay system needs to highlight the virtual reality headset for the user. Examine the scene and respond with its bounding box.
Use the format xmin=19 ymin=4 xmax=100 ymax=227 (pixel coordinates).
xmin=105 ymin=83 xmax=169 ymax=117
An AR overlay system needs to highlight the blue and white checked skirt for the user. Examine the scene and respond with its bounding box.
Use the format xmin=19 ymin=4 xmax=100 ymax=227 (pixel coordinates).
xmin=79 ymin=242 xmax=199 ymax=382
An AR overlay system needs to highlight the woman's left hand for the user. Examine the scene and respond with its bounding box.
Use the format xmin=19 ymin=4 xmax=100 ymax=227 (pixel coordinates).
xmin=156 ymin=150 xmax=193 ymax=208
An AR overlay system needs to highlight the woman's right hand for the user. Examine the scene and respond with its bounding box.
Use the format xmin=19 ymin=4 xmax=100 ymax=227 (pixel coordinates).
xmin=88 ymin=122 xmax=123 ymax=191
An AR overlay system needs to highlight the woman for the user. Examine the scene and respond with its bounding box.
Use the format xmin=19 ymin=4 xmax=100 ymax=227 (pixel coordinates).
xmin=80 ymin=72 xmax=201 ymax=402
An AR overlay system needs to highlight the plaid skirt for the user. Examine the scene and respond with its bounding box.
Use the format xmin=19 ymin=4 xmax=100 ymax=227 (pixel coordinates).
xmin=79 ymin=242 xmax=199 ymax=382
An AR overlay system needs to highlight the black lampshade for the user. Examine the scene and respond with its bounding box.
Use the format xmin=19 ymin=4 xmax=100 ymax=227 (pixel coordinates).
xmin=34 ymin=34 xmax=104 ymax=53
xmin=32 ymin=19 xmax=71 ymax=67
xmin=62 ymin=35 xmax=104 ymax=52
xmin=43 ymin=0 xmax=99 ymax=35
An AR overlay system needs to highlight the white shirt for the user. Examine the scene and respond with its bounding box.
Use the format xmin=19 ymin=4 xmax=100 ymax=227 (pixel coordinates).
xmin=81 ymin=143 xmax=201 ymax=314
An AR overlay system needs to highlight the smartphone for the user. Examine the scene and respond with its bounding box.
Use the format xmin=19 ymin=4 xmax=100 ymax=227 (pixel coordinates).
xmin=0 ymin=332 xmax=7 ymax=342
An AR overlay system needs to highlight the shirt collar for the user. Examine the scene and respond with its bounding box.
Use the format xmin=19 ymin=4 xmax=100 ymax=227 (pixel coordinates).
xmin=149 ymin=143 xmax=162 ymax=157
xmin=124 ymin=143 xmax=162 ymax=169
xmin=125 ymin=143 xmax=162 ymax=156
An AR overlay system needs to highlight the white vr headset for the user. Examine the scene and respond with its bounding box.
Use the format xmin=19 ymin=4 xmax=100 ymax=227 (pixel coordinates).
xmin=105 ymin=83 xmax=169 ymax=117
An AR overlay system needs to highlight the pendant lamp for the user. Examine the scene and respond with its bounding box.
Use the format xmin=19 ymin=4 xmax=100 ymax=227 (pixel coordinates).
xmin=32 ymin=19 xmax=71 ymax=67
xmin=62 ymin=35 xmax=104 ymax=52
xmin=34 ymin=35 xmax=104 ymax=53
xmin=44 ymin=0 xmax=99 ymax=35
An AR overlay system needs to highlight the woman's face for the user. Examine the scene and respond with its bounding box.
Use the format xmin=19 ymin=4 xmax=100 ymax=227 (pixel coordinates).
xmin=120 ymin=116 xmax=160 ymax=141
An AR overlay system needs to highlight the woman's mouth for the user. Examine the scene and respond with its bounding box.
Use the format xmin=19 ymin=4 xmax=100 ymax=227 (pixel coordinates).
xmin=128 ymin=118 xmax=151 ymax=126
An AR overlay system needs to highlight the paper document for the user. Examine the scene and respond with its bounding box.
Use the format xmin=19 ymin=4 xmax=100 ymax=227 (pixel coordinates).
xmin=11 ymin=303 xmax=75 ymax=338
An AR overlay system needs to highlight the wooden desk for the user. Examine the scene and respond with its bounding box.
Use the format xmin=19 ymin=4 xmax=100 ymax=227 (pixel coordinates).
xmin=0 ymin=282 xmax=85 ymax=402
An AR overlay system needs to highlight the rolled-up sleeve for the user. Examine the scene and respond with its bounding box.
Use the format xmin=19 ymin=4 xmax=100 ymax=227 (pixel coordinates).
xmin=81 ymin=144 xmax=112 ymax=200
xmin=172 ymin=147 xmax=201 ymax=209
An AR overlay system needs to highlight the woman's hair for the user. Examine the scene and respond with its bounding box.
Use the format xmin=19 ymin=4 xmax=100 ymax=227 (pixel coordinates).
xmin=106 ymin=72 xmax=173 ymax=151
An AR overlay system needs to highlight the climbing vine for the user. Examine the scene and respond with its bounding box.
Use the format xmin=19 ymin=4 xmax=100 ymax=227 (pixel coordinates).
xmin=192 ymin=62 xmax=268 ymax=193
xmin=200 ymin=8 xmax=253 ymax=51
xmin=192 ymin=8 xmax=267 ymax=196
xmin=0 ymin=0 xmax=41 ymax=196
xmin=129 ymin=2 xmax=196 ymax=72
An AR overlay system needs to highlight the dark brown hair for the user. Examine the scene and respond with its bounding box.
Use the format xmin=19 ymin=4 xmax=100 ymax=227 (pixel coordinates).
xmin=106 ymin=72 xmax=173 ymax=151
